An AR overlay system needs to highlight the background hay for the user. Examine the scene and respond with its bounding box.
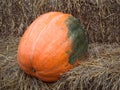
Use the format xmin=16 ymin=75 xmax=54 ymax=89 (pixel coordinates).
xmin=0 ymin=0 xmax=120 ymax=43
xmin=0 ymin=0 xmax=120 ymax=90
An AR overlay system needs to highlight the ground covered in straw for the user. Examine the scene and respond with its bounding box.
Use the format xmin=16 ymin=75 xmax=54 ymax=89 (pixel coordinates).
xmin=0 ymin=37 xmax=120 ymax=90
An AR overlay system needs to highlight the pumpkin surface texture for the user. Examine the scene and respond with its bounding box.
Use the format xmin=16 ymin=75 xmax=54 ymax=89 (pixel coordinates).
xmin=17 ymin=12 xmax=88 ymax=82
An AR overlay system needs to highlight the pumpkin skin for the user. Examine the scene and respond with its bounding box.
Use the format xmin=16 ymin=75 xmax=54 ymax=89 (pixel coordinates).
xmin=17 ymin=12 xmax=88 ymax=82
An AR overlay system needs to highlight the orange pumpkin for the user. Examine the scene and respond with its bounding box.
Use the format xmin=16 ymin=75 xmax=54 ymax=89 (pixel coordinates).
xmin=17 ymin=12 xmax=88 ymax=82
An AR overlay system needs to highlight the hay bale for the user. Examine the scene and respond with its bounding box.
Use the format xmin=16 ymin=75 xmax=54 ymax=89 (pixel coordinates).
xmin=53 ymin=43 xmax=120 ymax=90
xmin=0 ymin=0 xmax=120 ymax=89
xmin=0 ymin=37 xmax=120 ymax=90
xmin=0 ymin=0 xmax=120 ymax=43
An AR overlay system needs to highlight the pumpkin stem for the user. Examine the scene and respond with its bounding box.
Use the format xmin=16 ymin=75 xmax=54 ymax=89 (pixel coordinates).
xmin=31 ymin=68 xmax=36 ymax=73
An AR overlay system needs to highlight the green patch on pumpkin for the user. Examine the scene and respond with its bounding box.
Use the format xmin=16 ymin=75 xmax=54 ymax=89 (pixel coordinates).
xmin=66 ymin=16 xmax=88 ymax=64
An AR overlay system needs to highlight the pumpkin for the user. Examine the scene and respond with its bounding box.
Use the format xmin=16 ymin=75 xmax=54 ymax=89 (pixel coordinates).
xmin=17 ymin=12 xmax=88 ymax=82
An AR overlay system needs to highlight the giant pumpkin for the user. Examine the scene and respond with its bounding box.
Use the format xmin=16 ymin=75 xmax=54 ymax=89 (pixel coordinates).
xmin=17 ymin=12 xmax=88 ymax=82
